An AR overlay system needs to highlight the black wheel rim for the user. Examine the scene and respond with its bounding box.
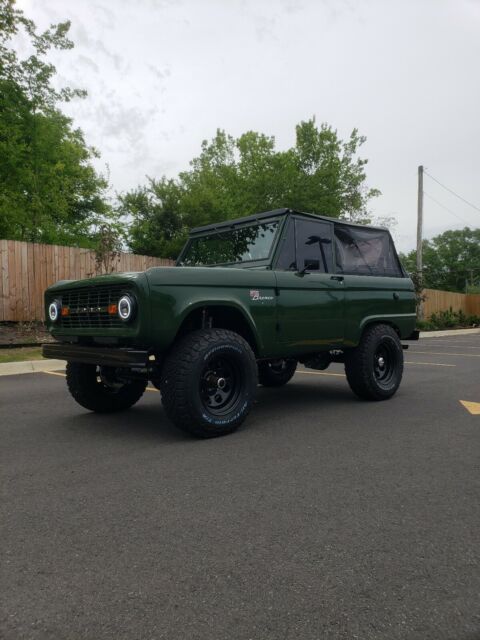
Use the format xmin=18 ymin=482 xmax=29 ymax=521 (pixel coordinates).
xmin=373 ymin=341 xmax=397 ymax=387
xmin=200 ymin=356 xmax=243 ymax=416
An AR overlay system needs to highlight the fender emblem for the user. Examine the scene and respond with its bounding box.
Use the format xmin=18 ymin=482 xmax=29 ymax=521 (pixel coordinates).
xmin=249 ymin=289 xmax=273 ymax=302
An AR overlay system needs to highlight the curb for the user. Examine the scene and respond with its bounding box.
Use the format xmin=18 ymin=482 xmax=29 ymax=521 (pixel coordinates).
xmin=0 ymin=359 xmax=65 ymax=377
xmin=420 ymin=328 xmax=480 ymax=338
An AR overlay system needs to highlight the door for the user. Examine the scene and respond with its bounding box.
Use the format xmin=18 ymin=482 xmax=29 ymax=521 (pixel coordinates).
xmin=274 ymin=217 xmax=345 ymax=351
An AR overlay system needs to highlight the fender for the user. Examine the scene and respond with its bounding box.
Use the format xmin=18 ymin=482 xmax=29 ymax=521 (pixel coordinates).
xmin=175 ymin=298 xmax=264 ymax=353
xmin=355 ymin=313 xmax=417 ymax=344
xmin=147 ymin=282 xmax=271 ymax=354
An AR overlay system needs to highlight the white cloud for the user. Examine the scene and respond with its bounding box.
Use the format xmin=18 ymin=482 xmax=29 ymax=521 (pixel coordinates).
xmin=23 ymin=0 xmax=480 ymax=250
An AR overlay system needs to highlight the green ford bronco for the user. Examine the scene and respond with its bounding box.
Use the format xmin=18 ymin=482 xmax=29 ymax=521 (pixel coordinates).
xmin=43 ymin=208 xmax=418 ymax=438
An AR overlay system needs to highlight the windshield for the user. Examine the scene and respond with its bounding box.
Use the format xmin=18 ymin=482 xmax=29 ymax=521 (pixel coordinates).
xmin=180 ymin=221 xmax=279 ymax=266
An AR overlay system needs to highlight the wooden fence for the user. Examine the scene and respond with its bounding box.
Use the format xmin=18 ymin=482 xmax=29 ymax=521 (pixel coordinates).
xmin=423 ymin=288 xmax=480 ymax=318
xmin=1 ymin=240 xmax=479 ymax=322
xmin=0 ymin=239 xmax=174 ymax=322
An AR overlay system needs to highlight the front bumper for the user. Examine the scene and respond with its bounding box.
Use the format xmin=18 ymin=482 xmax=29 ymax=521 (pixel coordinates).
xmin=42 ymin=343 xmax=150 ymax=368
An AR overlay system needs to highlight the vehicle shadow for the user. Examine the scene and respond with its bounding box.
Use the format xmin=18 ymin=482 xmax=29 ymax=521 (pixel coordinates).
xmin=65 ymin=377 xmax=354 ymax=443
xmin=67 ymin=402 xmax=184 ymax=444
xmin=254 ymin=379 xmax=355 ymax=415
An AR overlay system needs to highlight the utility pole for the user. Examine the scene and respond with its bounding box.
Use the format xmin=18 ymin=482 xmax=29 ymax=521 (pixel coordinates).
xmin=416 ymin=165 xmax=424 ymax=319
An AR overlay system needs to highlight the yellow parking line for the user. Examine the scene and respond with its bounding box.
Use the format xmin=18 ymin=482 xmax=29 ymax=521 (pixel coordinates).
xmin=460 ymin=400 xmax=480 ymax=415
xmin=42 ymin=371 xmax=158 ymax=391
xmin=411 ymin=351 xmax=480 ymax=358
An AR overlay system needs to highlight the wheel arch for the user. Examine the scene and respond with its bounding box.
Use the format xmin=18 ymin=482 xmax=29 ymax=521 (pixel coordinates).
xmin=360 ymin=318 xmax=402 ymax=339
xmin=354 ymin=315 xmax=411 ymax=346
xmin=175 ymin=302 xmax=261 ymax=355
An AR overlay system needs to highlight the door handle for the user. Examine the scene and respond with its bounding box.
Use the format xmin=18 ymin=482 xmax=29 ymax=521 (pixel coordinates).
xmin=330 ymin=275 xmax=344 ymax=282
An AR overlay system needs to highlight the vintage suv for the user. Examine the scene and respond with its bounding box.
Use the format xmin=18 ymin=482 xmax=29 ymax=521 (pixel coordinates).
xmin=43 ymin=208 xmax=418 ymax=437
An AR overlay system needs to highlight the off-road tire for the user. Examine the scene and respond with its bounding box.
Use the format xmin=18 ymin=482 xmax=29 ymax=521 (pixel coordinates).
xmin=160 ymin=329 xmax=258 ymax=438
xmin=345 ymin=324 xmax=404 ymax=401
xmin=66 ymin=362 xmax=147 ymax=412
xmin=258 ymin=359 xmax=297 ymax=387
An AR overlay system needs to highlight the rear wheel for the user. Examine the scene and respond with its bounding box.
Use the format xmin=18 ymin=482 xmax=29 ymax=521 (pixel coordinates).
xmin=66 ymin=362 xmax=147 ymax=412
xmin=345 ymin=324 xmax=403 ymax=400
xmin=258 ymin=359 xmax=297 ymax=387
xmin=161 ymin=329 xmax=258 ymax=438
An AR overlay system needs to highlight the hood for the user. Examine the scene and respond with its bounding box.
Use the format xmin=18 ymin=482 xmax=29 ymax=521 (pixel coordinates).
xmin=145 ymin=265 xmax=275 ymax=289
xmin=46 ymin=271 xmax=146 ymax=293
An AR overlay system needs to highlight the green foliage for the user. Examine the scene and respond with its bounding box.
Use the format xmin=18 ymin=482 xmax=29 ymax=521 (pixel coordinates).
xmin=466 ymin=284 xmax=480 ymax=294
xmin=92 ymin=219 xmax=125 ymax=274
xmin=416 ymin=307 xmax=480 ymax=331
xmin=400 ymin=227 xmax=480 ymax=293
xmin=118 ymin=179 xmax=184 ymax=259
xmin=0 ymin=0 xmax=110 ymax=246
xmin=123 ymin=120 xmax=380 ymax=259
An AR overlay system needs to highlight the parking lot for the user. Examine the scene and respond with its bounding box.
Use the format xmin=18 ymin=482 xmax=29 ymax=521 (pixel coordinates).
xmin=1 ymin=333 xmax=479 ymax=640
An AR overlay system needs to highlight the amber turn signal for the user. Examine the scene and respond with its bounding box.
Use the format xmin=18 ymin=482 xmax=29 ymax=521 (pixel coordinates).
xmin=108 ymin=304 xmax=118 ymax=315
xmin=61 ymin=306 xmax=69 ymax=317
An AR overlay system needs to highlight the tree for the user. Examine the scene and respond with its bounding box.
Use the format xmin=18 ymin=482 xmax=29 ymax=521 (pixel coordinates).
xmin=93 ymin=220 xmax=124 ymax=274
xmin=0 ymin=0 xmax=110 ymax=245
xmin=118 ymin=179 xmax=185 ymax=258
xmin=400 ymin=227 xmax=480 ymax=293
xmin=123 ymin=119 xmax=380 ymax=259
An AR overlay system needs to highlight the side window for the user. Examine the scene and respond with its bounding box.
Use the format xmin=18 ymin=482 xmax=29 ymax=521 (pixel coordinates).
xmin=334 ymin=225 xmax=403 ymax=277
xmin=295 ymin=219 xmax=333 ymax=273
xmin=276 ymin=219 xmax=296 ymax=270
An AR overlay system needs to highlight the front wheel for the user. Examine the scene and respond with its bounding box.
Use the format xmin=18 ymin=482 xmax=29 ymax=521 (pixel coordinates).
xmin=66 ymin=363 xmax=147 ymax=412
xmin=160 ymin=329 xmax=258 ymax=438
xmin=258 ymin=359 xmax=297 ymax=387
xmin=345 ymin=324 xmax=404 ymax=401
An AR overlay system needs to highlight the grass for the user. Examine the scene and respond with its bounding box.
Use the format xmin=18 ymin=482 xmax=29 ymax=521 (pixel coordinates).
xmin=0 ymin=347 xmax=44 ymax=364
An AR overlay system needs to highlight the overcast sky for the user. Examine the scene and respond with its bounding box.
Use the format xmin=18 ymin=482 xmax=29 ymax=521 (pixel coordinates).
xmin=18 ymin=0 xmax=480 ymax=251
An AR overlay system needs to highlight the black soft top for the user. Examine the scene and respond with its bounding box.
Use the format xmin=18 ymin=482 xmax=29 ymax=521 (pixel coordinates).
xmin=189 ymin=208 xmax=389 ymax=236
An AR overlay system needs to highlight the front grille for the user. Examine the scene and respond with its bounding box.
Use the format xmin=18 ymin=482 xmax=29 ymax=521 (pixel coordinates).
xmin=58 ymin=285 xmax=130 ymax=329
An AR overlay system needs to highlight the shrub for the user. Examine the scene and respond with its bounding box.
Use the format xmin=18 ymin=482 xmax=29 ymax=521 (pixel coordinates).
xmin=418 ymin=307 xmax=480 ymax=331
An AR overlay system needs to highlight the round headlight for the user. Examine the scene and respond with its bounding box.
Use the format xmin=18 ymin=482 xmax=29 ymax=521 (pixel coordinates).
xmin=48 ymin=300 xmax=61 ymax=322
xmin=118 ymin=295 xmax=135 ymax=322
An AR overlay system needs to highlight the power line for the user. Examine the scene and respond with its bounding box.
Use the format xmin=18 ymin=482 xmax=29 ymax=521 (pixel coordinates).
xmin=423 ymin=191 xmax=471 ymax=225
xmin=424 ymin=170 xmax=480 ymax=215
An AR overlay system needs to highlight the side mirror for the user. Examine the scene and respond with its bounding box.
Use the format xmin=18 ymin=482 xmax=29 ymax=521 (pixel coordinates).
xmin=296 ymin=259 xmax=319 ymax=275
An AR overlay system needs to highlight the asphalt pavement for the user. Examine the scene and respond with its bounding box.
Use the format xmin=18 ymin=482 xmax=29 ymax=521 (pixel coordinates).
xmin=1 ymin=334 xmax=479 ymax=640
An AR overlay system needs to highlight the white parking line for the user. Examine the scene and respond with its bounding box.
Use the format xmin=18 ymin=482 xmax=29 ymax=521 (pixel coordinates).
xmin=404 ymin=361 xmax=455 ymax=367
xmin=296 ymin=358 xmax=456 ymax=378
xmin=296 ymin=370 xmax=345 ymax=378
xmin=411 ymin=351 xmax=480 ymax=358
xmin=419 ymin=343 xmax=480 ymax=349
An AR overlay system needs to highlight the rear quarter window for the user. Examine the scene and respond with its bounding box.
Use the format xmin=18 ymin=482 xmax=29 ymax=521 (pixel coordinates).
xmin=334 ymin=225 xmax=403 ymax=277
